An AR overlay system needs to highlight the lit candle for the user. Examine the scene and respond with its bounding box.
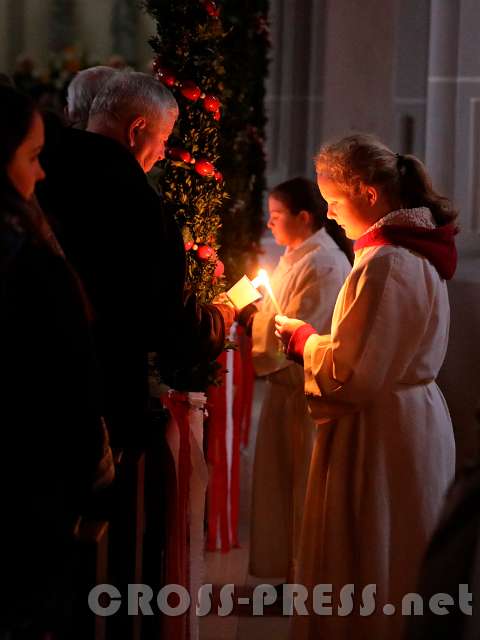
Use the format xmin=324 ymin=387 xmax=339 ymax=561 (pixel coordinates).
xmin=252 ymin=268 xmax=283 ymax=315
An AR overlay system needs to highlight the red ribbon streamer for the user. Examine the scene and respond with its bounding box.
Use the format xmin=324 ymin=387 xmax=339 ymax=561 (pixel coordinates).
xmin=206 ymin=352 xmax=229 ymax=552
xmin=160 ymin=391 xmax=191 ymax=640
xmin=205 ymin=328 xmax=256 ymax=552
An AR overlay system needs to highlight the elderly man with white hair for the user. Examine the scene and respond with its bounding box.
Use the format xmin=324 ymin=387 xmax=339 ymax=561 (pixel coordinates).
xmin=37 ymin=71 xmax=234 ymax=448
xmin=66 ymin=65 xmax=118 ymax=129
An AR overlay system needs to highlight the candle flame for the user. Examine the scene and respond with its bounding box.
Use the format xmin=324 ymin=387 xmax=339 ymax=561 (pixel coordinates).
xmin=252 ymin=268 xmax=282 ymax=314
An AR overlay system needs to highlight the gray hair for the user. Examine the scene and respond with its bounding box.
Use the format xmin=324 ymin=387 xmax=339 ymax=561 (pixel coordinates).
xmin=67 ymin=66 xmax=118 ymax=128
xmin=89 ymin=71 xmax=178 ymax=127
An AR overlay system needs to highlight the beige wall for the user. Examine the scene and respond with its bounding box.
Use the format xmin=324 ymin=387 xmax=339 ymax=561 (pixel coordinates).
xmin=322 ymin=0 xmax=396 ymax=144
xmin=0 ymin=1 xmax=8 ymax=73
xmin=0 ymin=0 xmax=156 ymax=74
xmin=75 ymin=0 xmax=113 ymax=64
xmin=24 ymin=0 xmax=51 ymax=71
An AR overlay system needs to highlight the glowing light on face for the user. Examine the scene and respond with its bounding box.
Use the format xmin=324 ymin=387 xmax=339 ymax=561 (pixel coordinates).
xmin=252 ymin=269 xmax=282 ymax=315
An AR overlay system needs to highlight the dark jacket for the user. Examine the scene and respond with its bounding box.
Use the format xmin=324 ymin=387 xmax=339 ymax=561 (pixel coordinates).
xmin=37 ymin=128 xmax=225 ymax=446
xmin=0 ymin=192 xmax=113 ymax=626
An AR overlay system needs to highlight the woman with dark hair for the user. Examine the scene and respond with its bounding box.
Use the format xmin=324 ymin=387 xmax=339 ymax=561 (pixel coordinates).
xmin=0 ymin=85 xmax=113 ymax=637
xmin=247 ymin=176 xmax=351 ymax=581
xmin=275 ymin=134 xmax=456 ymax=640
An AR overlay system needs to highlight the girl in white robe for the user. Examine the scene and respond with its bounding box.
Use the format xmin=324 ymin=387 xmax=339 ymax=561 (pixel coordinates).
xmin=275 ymin=135 xmax=457 ymax=640
xmin=247 ymin=177 xmax=352 ymax=580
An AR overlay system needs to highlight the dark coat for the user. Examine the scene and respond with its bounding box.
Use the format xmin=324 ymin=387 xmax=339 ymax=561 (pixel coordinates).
xmin=0 ymin=194 xmax=112 ymax=627
xmin=37 ymin=128 xmax=225 ymax=446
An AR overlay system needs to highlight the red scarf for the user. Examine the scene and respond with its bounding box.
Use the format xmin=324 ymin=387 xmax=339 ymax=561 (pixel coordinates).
xmin=353 ymin=222 xmax=458 ymax=280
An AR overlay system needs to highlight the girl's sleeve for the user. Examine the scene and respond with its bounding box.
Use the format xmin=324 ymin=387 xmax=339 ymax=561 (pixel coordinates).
xmin=302 ymin=252 xmax=425 ymax=422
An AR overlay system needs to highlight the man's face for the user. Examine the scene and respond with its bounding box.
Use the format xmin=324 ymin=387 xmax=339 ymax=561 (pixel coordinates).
xmin=132 ymin=114 xmax=176 ymax=173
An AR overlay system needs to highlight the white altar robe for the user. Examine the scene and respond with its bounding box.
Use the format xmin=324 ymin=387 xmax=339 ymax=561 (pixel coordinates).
xmin=293 ymin=238 xmax=456 ymax=640
xmin=249 ymin=228 xmax=351 ymax=578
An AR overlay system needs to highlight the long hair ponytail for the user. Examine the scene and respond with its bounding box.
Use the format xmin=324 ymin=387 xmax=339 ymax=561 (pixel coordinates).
xmin=396 ymin=154 xmax=457 ymax=226
xmin=270 ymin=176 xmax=354 ymax=264
xmin=315 ymin=133 xmax=458 ymax=228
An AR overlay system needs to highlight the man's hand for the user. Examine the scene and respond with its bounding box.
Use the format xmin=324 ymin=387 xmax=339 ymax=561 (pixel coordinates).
xmin=274 ymin=315 xmax=306 ymax=348
xmin=214 ymin=303 xmax=237 ymax=334
xmin=213 ymin=292 xmax=234 ymax=307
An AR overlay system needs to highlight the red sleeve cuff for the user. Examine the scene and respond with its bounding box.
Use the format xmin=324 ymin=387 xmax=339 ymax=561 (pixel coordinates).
xmin=287 ymin=324 xmax=318 ymax=365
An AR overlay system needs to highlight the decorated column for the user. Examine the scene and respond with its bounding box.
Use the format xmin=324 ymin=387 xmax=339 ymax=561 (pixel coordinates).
xmin=144 ymin=5 xmax=228 ymax=639
xmin=146 ymin=0 xmax=227 ymax=320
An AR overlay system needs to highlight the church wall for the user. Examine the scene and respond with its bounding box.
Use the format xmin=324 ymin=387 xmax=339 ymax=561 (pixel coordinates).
xmin=0 ymin=0 xmax=156 ymax=75
xmin=392 ymin=0 xmax=430 ymax=159
xmin=75 ymin=0 xmax=113 ymax=64
xmin=321 ymin=0 xmax=396 ymax=145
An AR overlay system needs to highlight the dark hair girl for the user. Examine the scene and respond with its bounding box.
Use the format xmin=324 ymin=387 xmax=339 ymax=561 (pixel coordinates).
xmin=270 ymin=176 xmax=354 ymax=263
xmin=0 ymin=85 xmax=37 ymax=170
xmin=248 ymin=175 xmax=352 ymax=582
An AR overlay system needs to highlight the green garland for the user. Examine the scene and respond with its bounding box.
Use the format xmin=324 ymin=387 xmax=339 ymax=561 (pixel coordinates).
xmin=145 ymin=0 xmax=228 ymax=305
xmin=144 ymin=0 xmax=269 ymax=389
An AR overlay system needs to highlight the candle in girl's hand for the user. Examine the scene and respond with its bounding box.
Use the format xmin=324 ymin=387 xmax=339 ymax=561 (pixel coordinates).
xmin=252 ymin=269 xmax=283 ymax=315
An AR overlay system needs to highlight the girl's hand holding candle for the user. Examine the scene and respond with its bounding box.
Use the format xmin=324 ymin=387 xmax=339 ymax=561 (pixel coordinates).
xmin=275 ymin=315 xmax=307 ymax=348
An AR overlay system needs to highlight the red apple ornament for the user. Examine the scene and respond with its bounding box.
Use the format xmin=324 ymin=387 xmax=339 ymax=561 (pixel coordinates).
xmin=155 ymin=64 xmax=176 ymax=87
xmin=197 ymin=245 xmax=215 ymax=260
xmin=180 ymin=81 xmax=201 ymax=101
xmin=203 ymin=95 xmax=221 ymax=112
xmin=214 ymin=260 xmax=224 ymax=277
xmin=194 ymin=159 xmax=215 ymax=178
xmin=202 ymin=1 xmax=220 ymax=17
xmin=167 ymin=147 xmax=191 ymax=163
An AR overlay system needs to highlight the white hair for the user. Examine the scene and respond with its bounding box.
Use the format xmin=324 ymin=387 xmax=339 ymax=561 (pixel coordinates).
xmin=67 ymin=66 xmax=118 ymax=128
xmin=89 ymin=71 xmax=178 ymax=127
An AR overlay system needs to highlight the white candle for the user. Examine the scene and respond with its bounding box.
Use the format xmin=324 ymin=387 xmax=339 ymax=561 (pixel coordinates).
xmin=253 ymin=269 xmax=283 ymax=315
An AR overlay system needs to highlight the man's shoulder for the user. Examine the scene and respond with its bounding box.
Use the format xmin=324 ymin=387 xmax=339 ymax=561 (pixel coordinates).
xmin=60 ymin=128 xmax=132 ymax=166
xmin=39 ymin=128 xmax=163 ymax=226
xmin=46 ymin=129 xmax=151 ymax=193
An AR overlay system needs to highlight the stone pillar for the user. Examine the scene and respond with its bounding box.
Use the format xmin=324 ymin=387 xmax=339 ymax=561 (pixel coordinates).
xmin=25 ymin=0 xmax=50 ymax=72
xmin=392 ymin=0 xmax=430 ymax=159
xmin=266 ymin=0 xmax=297 ymax=184
xmin=6 ymin=0 xmax=25 ymax=71
xmin=266 ymin=0 xmax=327 ymax=186
xmin=111 ymin=0 xmax=137 ymax=63
xmin=305 ymin=0 xmax=327 ymax=171
xmin=0 ymin=0 xmax=8 ymax=73
xmin=49 ymin=0 xmax=75 ymax=53
xmin=284 ymin=0 xmax=320 ymax=178
xmin=452 ymin=0 xmax=480 ymax=239
xmin=425 ymin=3 xmax=480 ymax=471
xmin=425 ymin=0 xmax=460 ymax=199
xmin=322 ymin=0 xmax=396 ymax=145
xmin=136 ymin=8 xmax=156 ymax=72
